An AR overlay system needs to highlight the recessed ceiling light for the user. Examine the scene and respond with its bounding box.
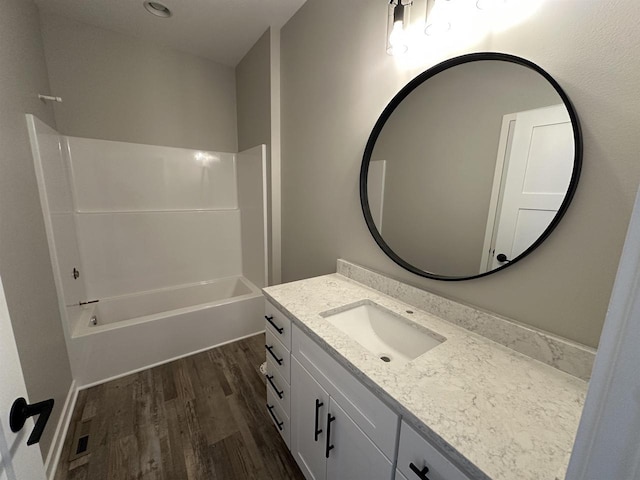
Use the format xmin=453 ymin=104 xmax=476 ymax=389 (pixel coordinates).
xmin=143 ymin=1 xmax=172 ymax=18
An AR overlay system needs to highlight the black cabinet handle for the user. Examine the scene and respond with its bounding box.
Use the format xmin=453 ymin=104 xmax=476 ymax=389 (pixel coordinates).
xmin=266 ymin=374 xmax=283 ymax=399
xmin=9 ymin=397 xmax=55 ymax=446
xmin=265 ymin=315 xmax=284 ymax=334
xmin=314 ymin=399 xmax=324 ymax=441
xmin=409 ymin=462 xmax=430 ymax=480
xmin=265 ymin=345 xmax=283 ymax=365
xmin=266 ymin=404 xmax=283 ymax=431
xmin=325 ymin=413 xmax=335 ymax=458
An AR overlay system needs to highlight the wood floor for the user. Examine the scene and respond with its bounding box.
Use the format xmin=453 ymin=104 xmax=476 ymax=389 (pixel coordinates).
xmin=54 ymin=334 xmax=304 ymax=480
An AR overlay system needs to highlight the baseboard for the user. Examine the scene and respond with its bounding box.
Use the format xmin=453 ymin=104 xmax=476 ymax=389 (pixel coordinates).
xmin=45 ymin=380 xmax=78 ymax=480
xmin=78 ymin=329 xmax=266 ymax=391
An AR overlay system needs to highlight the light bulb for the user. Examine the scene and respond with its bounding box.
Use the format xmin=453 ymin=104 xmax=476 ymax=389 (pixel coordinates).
xmin=387 ymin=20 xmax=409 ymax=56
xmin=386 ymin=1 xmax=410 ymax=56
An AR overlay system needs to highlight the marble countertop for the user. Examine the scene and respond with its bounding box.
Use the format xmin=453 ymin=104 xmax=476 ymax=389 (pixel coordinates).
xmin=263 ymin=273 xmax=587 ymax=480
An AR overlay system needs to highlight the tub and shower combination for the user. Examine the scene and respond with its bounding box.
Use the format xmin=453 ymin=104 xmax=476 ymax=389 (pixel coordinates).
xmin=28 ymin=115 xmax=268 ymax=385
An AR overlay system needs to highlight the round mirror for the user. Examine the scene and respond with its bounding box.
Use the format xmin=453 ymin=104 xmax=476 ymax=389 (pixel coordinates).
xmin=360 ymin=53 xmax=582 ymax=281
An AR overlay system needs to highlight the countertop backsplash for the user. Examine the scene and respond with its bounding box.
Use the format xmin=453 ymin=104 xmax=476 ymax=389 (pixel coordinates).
xmin=337 ymin=259 xmax=596 ymax=381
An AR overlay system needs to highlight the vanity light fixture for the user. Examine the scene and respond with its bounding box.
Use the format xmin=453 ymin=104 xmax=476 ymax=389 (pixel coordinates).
xmin=387 ymin=0 xmax=412 ymax=56
xmin=424 ymin=0 xmax=452 ymax=36
xmin=143 ymin=1 xmax=172 ymax=18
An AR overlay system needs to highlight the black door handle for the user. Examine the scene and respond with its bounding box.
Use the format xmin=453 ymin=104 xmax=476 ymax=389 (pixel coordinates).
xmin=265 ymin=345 xmax=283 ymax=365
xmin=325 ymin=413 xmax=335 ymax=458
xmin=409 ymin=462 xmax=431 ymax=480
xmin=10 ymin=397 xmax=54 ymax=446
xmin=496 ymin=253 xmax=511 ymax=263
xmin=265 ymin=315 xmax=284 ymax=334
xmin=266 ymin=374 xmax=284 ymax=399
xmin=314 ymin=399 xmax=324 ymax=441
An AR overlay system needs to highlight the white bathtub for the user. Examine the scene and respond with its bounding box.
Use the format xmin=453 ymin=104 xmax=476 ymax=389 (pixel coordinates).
xmin=69 ymin=276 xmax=265 ymax=386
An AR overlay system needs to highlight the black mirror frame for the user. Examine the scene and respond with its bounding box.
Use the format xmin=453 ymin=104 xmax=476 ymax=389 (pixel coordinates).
xmin=360 ymin=52 xmax=583 ymax=281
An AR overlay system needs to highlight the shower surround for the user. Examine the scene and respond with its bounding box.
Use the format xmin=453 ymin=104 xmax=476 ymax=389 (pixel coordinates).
xmin=28 ymin=115 xmax=268 ymax=385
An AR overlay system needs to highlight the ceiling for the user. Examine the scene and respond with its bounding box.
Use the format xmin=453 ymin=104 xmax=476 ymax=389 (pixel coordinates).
xmin=35 ymin=0 xmax=307 ymax=66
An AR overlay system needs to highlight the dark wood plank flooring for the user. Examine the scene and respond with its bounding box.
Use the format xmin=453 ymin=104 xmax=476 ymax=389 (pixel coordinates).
xmin=54 ymin=334 xmax=304 ymax=480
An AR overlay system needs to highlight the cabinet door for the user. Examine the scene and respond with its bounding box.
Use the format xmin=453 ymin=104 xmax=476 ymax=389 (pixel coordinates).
xmin=291 ymin=357 xmax=330 ymax=480
xmin=292 ymin=325 xmax=398 ymax=458
xmin=397 ymin=421 xmax=471 ymax=480
xmin=326 ymin=398 xmax=394 ymax=480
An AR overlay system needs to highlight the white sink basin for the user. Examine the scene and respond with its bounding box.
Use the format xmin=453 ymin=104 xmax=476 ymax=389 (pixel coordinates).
xmin=321 ymin=301 xmax=445 ymax=366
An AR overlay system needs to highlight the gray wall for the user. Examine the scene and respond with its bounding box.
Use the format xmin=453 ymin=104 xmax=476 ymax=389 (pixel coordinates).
xmin=0 ymin=0 xmax=73 ymax=457
xmin=236 ymin=28 xmax=271 ymax=151
xmin=373 ymin=60 xmax=560 ymax=277
xmin=280 ymin=0 xmax=640 ymax=348
xmin=39 ymin=12 xmax=238 ymax=152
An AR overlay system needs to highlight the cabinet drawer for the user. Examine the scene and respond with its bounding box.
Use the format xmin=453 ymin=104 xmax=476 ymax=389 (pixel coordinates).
xmin=267 ymin=387 xmax=290 ymax=448
xmin=397 ymin=421 xmax=471 ymax=480
xmin=265 ymin=300 xmax=292 ymax=350
xmin=266 ymin=356 xmax=291 ymax=417
xmin=292 ymin=325 xmax=399 ymax=460
xmin=266 ymin=329 xmax=291 ymax=382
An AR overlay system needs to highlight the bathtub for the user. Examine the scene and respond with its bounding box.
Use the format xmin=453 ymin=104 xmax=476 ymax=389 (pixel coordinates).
xmin=69 ymin=276 xmax=265 ymax=386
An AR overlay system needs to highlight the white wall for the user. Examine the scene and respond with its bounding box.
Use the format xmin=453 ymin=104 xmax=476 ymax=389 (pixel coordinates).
xmin=39 ymin=12 xmax=238 ymax=152
xmin=0 ymin=0 xmax=73 ymax=458
xmin=237 ymin=145 xmax=269 ymax=288
xmin=66 ymin=138 xmax=242 ymax=300
xmin=67 ymin=138 xmax=238 ymax=212
xmin=280 ymin=0 xmax=640 ymax=348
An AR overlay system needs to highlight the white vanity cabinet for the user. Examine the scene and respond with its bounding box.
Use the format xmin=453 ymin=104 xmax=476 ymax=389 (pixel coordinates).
xmin=265 ymin=300 xmax=475 ymax=480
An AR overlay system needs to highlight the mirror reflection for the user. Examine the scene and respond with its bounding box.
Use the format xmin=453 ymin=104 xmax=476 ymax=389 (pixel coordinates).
xmin=366 ymin=58 xmax=577 ymax=279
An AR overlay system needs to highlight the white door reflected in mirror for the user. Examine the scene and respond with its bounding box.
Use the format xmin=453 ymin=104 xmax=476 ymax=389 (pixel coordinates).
xmin=481 ymin=104 xmax=574 ymax=273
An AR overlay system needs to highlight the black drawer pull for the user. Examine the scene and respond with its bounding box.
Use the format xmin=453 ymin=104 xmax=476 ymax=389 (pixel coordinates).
xmin=267 ymin=404 xmax=284 ymax=431
xmin=314 ymin=399 xmax=324 ymax=441
xmin=266 ymin=374 xmax=283 ymax=399
xmin=325 ymin=413 xmax=335 ymax=458
xmin=265 ymin=315 xmax=284 ymax=334
xmin=265 ymin=345 xmax=283 ymax=365
xmin=409 ymin=462 xmax=430 ymax=480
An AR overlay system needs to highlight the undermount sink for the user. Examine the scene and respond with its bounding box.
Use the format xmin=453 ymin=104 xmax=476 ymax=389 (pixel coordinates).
xmin=320 ymin=301 xmax=445 ymax=366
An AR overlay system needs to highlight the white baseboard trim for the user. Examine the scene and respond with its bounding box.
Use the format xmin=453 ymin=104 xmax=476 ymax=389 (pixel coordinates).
xmin=45 ymin=380 xmax=78 ymax=480
xmin=78 ymin=330 xmax=266 ymax=391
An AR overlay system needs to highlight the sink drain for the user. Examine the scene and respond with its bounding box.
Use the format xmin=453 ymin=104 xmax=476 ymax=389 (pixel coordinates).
xmin=379 ymin=355 xmax=391 ymax=363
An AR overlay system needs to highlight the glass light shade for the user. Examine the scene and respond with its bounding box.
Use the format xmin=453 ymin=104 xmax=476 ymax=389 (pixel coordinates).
xmin=424 ymin=0 xmax=452 ymax=36
xmin=424 ymin=20 xmax=451 ymax=36
xmin=476 ymin=0 xmax=507 ymax=10
xmin=386 ymin=1 xmax=411 ymax=56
